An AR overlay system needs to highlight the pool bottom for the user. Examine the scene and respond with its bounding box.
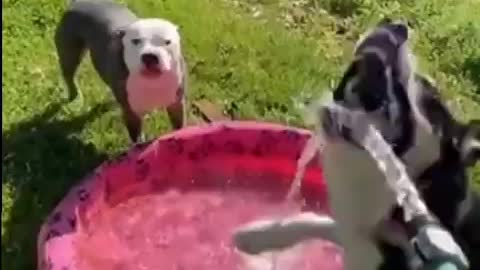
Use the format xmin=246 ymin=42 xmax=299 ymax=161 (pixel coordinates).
xmin=73 ymin=188 xmax=342 ymax=270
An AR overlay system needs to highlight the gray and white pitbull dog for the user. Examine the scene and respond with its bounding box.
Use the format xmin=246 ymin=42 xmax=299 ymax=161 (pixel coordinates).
xmin=55 ymin=0 xmax=187 ymax=142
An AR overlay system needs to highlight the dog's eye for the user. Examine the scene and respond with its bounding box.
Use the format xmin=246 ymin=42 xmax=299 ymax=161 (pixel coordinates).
xmin=165 ymin=40 xmax=171 ymax=45
xmin=131 ymin=38 xmax=142 ymax=46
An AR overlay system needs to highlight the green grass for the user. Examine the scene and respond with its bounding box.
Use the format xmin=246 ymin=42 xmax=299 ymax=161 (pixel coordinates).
xmin=2 ymin=0 xmax=479 ymax=269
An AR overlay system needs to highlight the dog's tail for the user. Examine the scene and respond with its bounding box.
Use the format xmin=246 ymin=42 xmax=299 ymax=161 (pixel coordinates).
xmin=232 ymin=212 xmax=338 ymax=255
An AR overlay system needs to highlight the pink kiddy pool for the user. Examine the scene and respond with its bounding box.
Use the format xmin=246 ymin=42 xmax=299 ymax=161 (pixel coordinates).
xmin=37 ymin=121 xmax=342 ymax=270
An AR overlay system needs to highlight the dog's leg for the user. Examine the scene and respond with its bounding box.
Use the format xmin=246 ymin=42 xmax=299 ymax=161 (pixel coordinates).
xmin=341 ymin=230 xmax=384 ymax=270
xmin=167 ymin=90 xmax=186 ymax=130
xmin=122 ymin=109 xmax=144 ymax=143
xmin=113 ymin=84 xmax=145 ymax=143
xmin=55 ymin=32 xmax=85 ymax=103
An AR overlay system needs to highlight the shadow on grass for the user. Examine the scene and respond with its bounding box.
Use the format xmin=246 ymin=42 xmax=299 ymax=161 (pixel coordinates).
xmin=312 ymin=0 xmax=360 ymax=18
xmin=464 ymin=55 xmax=480 ymax=97
xmin=2 ymin=102 xmax=113 ymax=270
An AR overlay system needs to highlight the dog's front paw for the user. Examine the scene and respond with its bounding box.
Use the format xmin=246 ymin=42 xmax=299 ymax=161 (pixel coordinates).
xmin=138 ymin=133 xmax=146 ymax=143
xmin=131 ymin=133 xmax=146 ymax=145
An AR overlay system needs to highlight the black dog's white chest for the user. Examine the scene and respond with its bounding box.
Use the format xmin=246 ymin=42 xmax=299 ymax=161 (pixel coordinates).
xmin=322 ymin=140 xmax=397 ymax=226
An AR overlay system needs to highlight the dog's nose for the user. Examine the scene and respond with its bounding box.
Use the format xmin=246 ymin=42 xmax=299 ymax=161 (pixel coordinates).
xmin=141 ymin=53 xmax=159 ymax=67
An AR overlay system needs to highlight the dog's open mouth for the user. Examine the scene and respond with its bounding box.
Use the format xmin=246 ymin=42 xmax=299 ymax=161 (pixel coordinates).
xmin=141 ymin=66 xmax=163 ymax=77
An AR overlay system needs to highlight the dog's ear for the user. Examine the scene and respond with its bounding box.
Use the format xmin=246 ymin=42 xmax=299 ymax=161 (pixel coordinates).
xmin=462 ymin=120 xmax=480 ymax=166
xmin=112 ymin=27 xmax=127 ymax=40
xmin=376 ymin=19 xmax=409 ymax=45
xmin=416 ymin=75 xmax=457 ymax=136
xmin=391 ymin=23 xmax=409 ymax=43
xmin=110 ymin=27 xmax=127 ymax=53
xmin=109 ymin=27 xmax=129 ymax=74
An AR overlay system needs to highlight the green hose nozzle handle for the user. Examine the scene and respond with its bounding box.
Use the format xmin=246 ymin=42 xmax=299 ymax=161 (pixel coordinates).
xmin=410 ymin=221 xmax=469 ymax=270
xmin=423 ymin=258 xmax=468 ymax=270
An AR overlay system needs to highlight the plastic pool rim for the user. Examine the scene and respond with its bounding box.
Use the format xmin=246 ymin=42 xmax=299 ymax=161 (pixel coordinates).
xmin=37 ymin=121 xmax=329 ymax=270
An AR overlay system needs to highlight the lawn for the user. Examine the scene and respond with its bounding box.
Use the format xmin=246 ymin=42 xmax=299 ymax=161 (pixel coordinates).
xmin=2 ymin=0 xmax=480 ymax=269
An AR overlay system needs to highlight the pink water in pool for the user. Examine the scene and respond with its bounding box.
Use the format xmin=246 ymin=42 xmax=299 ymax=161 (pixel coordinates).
xmin=74 ymin=188 xmax=342 ymax=270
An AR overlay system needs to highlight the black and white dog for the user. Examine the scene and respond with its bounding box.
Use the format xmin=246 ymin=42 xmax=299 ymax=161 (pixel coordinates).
xmin=325 ymin=17 xmax=480 ymax=269
xmin=55 ymin=0 xmax=187 ymax=142
xmin=319 ymin=19 xmax=477 ymax=270
xmin=232 ymin=19 xmax=478 ymax=270
xmin=380 ymin=75 xmax=480 ymax=270
xmin=317 ymin=20 xmax=432 ymax=270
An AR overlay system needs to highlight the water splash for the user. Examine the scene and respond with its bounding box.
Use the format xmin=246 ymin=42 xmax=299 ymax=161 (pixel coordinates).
xmin=286 ymin=135 xmax=322 ymax=201
xmin=286 ymin=91 xmax=331 ymax=201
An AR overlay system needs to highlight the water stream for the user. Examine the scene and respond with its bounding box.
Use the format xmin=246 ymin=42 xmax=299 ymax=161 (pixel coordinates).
xmin=286 ymin=135 xmax=322 ymax=201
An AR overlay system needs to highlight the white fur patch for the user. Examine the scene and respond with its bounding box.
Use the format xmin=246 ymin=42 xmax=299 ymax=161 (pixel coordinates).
xmin=343 ymin=76 xmax=362 ymax=107
xmin=317 ymin=113 xmax=394 ymax=270
xmin=385 ymin=67 xmax=400 ymax=127
xmin=122 ymin=18 xmax=182 ymax=78
xmin=461 ymin=135 xmax=480 ymax=161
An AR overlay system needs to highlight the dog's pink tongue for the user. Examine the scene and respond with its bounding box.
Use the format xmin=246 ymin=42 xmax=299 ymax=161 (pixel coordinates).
xmin=126 ymin=71 xmax=179 ymax=115
xmin=142 ymin=65 xmax=162 ymax=76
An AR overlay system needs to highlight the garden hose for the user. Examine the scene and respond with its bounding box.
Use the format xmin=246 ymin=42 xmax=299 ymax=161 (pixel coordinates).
xmin=423 ymin=257 xmax=468 ymax=270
